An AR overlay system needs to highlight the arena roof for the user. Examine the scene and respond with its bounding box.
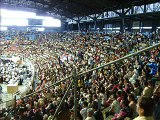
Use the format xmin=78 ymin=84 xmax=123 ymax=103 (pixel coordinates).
xmin=1 ymin=0 xmax=160 ymax=18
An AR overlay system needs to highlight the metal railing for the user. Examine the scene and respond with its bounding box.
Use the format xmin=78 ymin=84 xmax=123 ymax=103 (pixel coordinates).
xmin=52 ymin=42 xmax=160 ymax=120
xmin=1 ymin=42 xmax=160 ymax=119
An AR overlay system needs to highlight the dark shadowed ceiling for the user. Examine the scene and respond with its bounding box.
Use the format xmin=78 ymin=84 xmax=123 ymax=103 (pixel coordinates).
xmin=1 ymin=0 xmax=160 ymax=18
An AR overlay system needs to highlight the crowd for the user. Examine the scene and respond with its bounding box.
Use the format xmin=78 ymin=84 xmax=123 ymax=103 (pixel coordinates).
xmin=0 ymin=57 xmax=32 ymax=85
xmin=0 ymin=31 xmax=160 ymax=120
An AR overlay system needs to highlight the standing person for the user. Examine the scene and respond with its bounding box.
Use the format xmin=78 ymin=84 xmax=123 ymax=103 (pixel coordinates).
xmin=128 ymin=93 xmax=137 ymax=118
xmin=0 ymin=85 xmax=2 ymax=102
xmin=142 ymin=81 xmax=154 ymax=97
xmin=85 ymin=108 xmax=96 ymax=120
xmin=105 ymin=94 xmax=121 ymax=118
xmin=80 ymin=101 xmax=88 ymax=120
xmin=134 ymin=96 xmax=155 ymax=120
xmin=92 ymin=101 xmax=104 ymax=120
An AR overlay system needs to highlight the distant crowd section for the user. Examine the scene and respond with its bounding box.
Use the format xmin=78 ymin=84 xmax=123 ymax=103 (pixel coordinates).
xmin=0 ymin=31 xmax=160 ymax=120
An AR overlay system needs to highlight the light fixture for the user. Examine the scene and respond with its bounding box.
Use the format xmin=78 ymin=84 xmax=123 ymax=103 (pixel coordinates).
xmin=36 ymin=28 xmax=45 ymax=31
xmin=0 ymin=9 xmax=36 ymax=19
xmin=43 ymin=18 xmax=61 ymax=27
xmin=0 ymin=26 xmax=8 ymax=31
xmin=142 ymin=27 xmax=152 ymax=29
xmin=1 ymin=18 xmax=28 ymax=26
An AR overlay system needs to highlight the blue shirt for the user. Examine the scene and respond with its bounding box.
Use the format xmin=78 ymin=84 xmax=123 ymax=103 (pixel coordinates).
xmin=148 ymin=62 xmax=159 ymax=75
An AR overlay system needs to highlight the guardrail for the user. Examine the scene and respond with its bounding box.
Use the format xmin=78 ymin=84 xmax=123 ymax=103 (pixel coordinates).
xmin=52 ymin=42 xmax=160 ymax=120
xmin=0 ymin=42 xmax=160 ymax=119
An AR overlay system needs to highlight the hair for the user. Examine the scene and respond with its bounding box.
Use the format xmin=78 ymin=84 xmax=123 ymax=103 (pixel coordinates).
xmin=144 ymin=81 xmax=148 ymax=87
xmin=92 ymin=101 xmax=98 ymax=110
xmin=83 ymin=101 xmax=88 ymax=107
xmin=116 ymin=90 xmax=122 ymax=96
xmin=113 ymin=94 xmax=117 ymax=99
xmin=128 ymin=93 xmax=135 ymax=101
xmin=121 ymin=100 xmax=129 ymax=107
xmin=93 ymin=94 xmax=98 ymax=99
xmin=138 ymin=96 xmax=155 ymax=117
xmin=87 ymin=108 xmax=94 ymax=117
xmin=147 ymin=80 xmax=153 ymax=86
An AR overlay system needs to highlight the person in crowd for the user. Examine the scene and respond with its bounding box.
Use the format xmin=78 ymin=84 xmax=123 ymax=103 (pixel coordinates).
xmin=133 ymin=96 xmax=155 ymax=120
xmin=92 ymin=101 xmax=104 ymax=120
xmin=85 ymin=108 xmax=96 ymax=120
xmin=142 ymin=81 xmax=154 ymax=97
xmin=106 ymin=94 xmax=121 ymax=118
xmin=80 ymin=101 xmax=88 ymax=120
xmin=112 ymin=100 xmax=132 ymax=120
xmin=0 ymin=85 xmax=2 ymax=102
xmin=0 ymin=31 xmax=159 ymax=120
xmin=128 ymin=93 xmax=137 ymax=118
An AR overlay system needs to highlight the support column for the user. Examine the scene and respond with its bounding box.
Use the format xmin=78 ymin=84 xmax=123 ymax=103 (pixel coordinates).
xmin=101 ymin=20 xmax=105 ymax=31
xmin=121 ymin=17 xmax=125 ymax=33
xmin=73 ymin=68 xmax=77 ymax=120
xmin=76 ymin=16 xmax=83 ymax=32
xmin=88 ymin=14 xmax=102 ymax=31
xmin=67 ymin=23 xmax=69 ymax=31
xmin=144 ymin=4 xmax=147 ymax=13
xmin=77 ymin=21 xmax=80 ymax=32
xmin=112 ymin=8 xmax=131 ymax=33
xmin=14 ymin=95 xmax=16 ymax=108
xmin=152 ymin=19 xmax=158 ymax=33
xmin=120 ymin=8 xmax=125 ymax=33
xmin=83 ymin=22 xmax=86 ymax=31
xmin=94 ymin=19 xmax=97 ymax=31
xmin=71 ymin=23 xmax=73 ymax=31
xmin=140 ymin=20 xmax=143 ymax=33
xmin=127 ymin=19 xmax=132 ymax=32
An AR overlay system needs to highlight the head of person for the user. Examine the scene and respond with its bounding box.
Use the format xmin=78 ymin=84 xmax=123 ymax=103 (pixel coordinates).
xmin=128 ymin=93 xmax=135 ymax=102
xmin=92 ymin=101 xmax=98 ymax=111
xmin=82 ymin=101 xmax=88 ymax=108
xmin=137 ymin=96 xmax=155 ymax=117
xmin=120 ymin=100 xmax=129 ymax=108
xmin=144 ymin=81 xmax=148 ymax=87
xmin=112 ymin=94 xmax=117 ymax=100
xmin=87 ymin=108 xmax=94 ymax=117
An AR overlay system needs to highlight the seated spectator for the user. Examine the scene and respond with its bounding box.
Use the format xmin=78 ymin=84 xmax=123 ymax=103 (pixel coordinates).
xmin=142 ymin=81 xmax=154 ymax=97
xmin=92 ymin=101 xmax=104 ymax=120
xmin=48 ymin=109 xmax=55 ymax=120
xmin=80 ymin=101 xmax=88 ymax=120
xmin=134 ymin=96 xmax=155 ymax=120
xmin=106 ymin=94 xmax=120 ymax=118
xmin=112 ymin=100 xmax=132 ymax=120
xmin=38 ymin=95 xmax=44 ymax=106
xmin=153 ymin=85 xmax=160 ymax=120
xmin=128 ymin=93 xmax=137 ymax=118
xmin=85 ymin=108 xmax=96 ymax=120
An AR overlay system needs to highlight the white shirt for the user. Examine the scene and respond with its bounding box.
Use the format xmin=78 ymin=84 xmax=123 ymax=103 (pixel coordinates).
xmin=85 ymin=117 xmax=96 ymax=120
xmin=80 ymin=107 xmax=88 ymax=120
xmin=133 ymin=116 xmax=154 ymax=120
xmin=111 ymin=100 xmax=120 ymax=114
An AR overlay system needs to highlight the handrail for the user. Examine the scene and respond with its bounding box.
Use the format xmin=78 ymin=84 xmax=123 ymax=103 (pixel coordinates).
xmin=1 ymin=42 xmax=160 ymax=118
xmin=77 ymin=42 xmax=160 ymax=77
xmin=0 ymin=75 xmax=73 ymax=105
xmin=24 ymin=75 xmax=73 ymax=98
xmin=1 ymin=43 xmax=160 ymax=102
xmin=53 ymin=79 xmax=74 ymax=120
xmin=52 ymin=42 xmax=160 ymax=120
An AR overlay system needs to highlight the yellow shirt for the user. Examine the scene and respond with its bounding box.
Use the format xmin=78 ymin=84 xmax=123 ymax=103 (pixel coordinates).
xmin=133 ymin=116 xmax=154 ymax=120
xmin=142 ymin=86 xmax=153 ymax=97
